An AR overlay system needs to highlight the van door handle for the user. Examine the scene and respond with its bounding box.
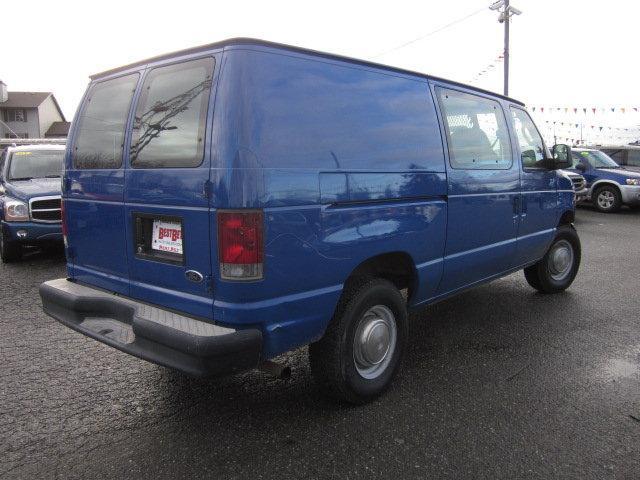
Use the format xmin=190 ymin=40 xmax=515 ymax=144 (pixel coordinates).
xmin=512 ymin=195 xmax=520 ymax=214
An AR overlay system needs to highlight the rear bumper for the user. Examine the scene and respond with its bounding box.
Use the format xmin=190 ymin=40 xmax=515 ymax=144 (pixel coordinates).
xmin=39 ymin=278 xmax=262 ymax=377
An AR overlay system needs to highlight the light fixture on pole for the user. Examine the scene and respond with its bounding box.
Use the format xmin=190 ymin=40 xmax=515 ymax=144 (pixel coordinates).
xmin=489 ymin=0 xmax=522 ymax=96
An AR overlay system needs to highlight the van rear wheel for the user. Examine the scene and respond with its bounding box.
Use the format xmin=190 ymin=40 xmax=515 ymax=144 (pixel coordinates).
xmin=309 ymin=278 xmax=407 ymax=404
xmin=524 ymin=225 xmax=581 ymax=293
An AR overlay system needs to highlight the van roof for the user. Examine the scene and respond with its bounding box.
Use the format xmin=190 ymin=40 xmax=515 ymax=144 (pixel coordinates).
xmin=90 ymin=37 xmax=525 ymax=107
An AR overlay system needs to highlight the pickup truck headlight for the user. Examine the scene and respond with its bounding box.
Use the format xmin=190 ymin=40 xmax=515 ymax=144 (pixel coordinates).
xmin=625 ymin=178 xmax=640 ymax=186
xmin=3 ymin=197 xmax=29 ymax=222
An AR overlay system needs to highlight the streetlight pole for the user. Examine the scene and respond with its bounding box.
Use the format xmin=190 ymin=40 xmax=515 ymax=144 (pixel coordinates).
xmin=490 ymin=1 xmax=521 ymax=97
xmin=503 ymin=0 xmax=510 ymax=96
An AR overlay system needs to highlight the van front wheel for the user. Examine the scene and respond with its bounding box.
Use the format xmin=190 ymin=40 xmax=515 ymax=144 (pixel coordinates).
xmin=524 ymin=225 xmax=581 ymax=293
xmin=309 ymin=279 xmax=407 ymax=404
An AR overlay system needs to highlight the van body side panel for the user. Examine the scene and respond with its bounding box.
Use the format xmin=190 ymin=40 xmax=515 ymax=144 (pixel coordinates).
xmin=440 ymin=169 xmax=520 ymax=292
xmin=211 ymin=48 xmax=447 ymax=357
xmin=513 ymin=173 xmax=558 ymax=264
xmin=430 ymin=83 xmax=520 ymax=295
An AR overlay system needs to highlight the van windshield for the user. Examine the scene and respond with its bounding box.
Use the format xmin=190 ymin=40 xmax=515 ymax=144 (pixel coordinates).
xmin=8 ymin=150 xmax=64 ymax=180
xmin=577 ymin=150 xmax=620 ymax=169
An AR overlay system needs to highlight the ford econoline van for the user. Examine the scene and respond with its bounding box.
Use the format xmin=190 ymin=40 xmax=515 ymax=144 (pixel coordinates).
xmin=40 ymin=39 xmax=580 ymax=403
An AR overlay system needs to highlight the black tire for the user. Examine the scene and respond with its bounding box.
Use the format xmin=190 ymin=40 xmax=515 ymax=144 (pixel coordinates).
xmin=524 ymin=225 xmax=581 ymax=294
xmin=592 ymin=185 xmax=622 ymax=213
xmin=0 ymin=231 xmax=22 ymax=263
xmin=309 ymin=278 xmax=407 ymax=404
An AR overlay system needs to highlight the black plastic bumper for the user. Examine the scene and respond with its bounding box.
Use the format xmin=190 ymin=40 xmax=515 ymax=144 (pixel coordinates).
xmin=39 ymin=278 xmax=262 ymax=377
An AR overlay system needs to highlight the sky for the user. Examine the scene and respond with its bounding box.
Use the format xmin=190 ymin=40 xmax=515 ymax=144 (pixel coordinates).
xmin=3 ymin=0 xmax=639 ymax=143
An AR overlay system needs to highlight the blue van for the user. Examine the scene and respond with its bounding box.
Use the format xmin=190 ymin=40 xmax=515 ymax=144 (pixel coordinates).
xmin=1 ymin=144 xmax=65 ymax=262
xmin=40 ymin=39 xmax=580 ymax=403
xmin=568 ymin=148 xmax=640 ymax=212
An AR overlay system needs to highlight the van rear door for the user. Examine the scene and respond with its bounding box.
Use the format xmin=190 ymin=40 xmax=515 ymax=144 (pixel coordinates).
xmin=66 ymin=73 xmax=140 ymax=295
xmin=124 ymin=56 xmax=217 ymax=319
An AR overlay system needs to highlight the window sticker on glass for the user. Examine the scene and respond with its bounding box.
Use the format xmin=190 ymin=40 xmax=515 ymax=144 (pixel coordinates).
xmin=151 ymin=220 xmax=183 ymax=254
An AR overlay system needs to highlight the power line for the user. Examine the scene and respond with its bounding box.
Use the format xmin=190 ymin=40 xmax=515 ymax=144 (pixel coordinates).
xmin=370 ymin=7 xmax=488 ymax=60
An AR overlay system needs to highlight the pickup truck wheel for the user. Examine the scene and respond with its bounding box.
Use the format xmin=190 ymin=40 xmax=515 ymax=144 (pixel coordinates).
xmin=0 ymin=232 xmax=22 ymax=263
xmin=309 ymin=278 xmax=407 ymax=404
xmin=524 ymin=225 xmax=581 ymax=294
xmin=593 ymin=185 xmax=621 ymax=213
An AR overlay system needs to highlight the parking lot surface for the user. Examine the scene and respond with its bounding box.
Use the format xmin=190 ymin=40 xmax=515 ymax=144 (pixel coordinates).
xmin=1 ymin=207 xmax=639 ymax=479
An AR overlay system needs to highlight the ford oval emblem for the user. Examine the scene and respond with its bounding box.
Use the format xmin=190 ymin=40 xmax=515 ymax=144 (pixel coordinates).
xmin=185 ymin=270 xmax=204 ymax=283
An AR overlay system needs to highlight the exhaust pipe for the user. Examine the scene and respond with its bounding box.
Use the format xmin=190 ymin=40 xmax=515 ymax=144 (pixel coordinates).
xmin=259 ymin=360 xmax=291 ymax=379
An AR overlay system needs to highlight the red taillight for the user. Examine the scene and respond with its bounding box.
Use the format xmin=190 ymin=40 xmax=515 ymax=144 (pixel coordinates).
xmin=217 ymin=210 xmax=264 ymax=280
xmin=60 ymin=198 xmax=68 ymax=245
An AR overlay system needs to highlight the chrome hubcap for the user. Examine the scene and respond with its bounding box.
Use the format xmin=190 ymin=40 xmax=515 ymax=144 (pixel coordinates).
xmin=353 ymin=305 xmax=397 ymax=379
xmin=548 ymin=239 xmax=574 ymax=281
xmin=597 ymin=190 xmax=614 ymax=209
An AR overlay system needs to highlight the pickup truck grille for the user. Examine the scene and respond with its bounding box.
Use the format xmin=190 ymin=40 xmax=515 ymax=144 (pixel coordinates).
xmin=571 ymin=176 xmax=586 ymax=191
xmin=29 ymin=196 xmax=62 ymax=223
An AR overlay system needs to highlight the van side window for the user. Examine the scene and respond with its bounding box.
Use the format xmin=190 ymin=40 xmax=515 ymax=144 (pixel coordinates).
xmin=510 ymin=108 xmax=546 ymax=169
xmin=130 ymin=57 xmax=214 ymax=168
xmin=436 ymin=88 xmax=511 ymax=170
xmin=73 ymin=74 xmax=139 ymax=169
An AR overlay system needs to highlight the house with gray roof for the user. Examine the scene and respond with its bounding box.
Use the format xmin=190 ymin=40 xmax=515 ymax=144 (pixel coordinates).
xmin=0 ymin=80 xmax=67 ymax=139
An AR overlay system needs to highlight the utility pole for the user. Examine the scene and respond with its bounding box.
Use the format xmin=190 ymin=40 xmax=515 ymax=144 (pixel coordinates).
xmin=490 ymin=1 xmax=521 ymax=96
xmin=503 ymin=0 xmax=510 ymax=96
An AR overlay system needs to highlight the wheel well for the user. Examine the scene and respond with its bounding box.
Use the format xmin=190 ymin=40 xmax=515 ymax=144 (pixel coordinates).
xmin=592 ymin=182 xmax=621 ymax=196
xmin=558 ymin=209 xmax=574 ymax=226
xmin=343 ymin=252 xmax=417 ymax=302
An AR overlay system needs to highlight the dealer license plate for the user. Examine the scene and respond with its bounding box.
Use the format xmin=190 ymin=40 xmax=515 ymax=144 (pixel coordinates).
xmin=151 ymin=220 xmax=183 ymax=255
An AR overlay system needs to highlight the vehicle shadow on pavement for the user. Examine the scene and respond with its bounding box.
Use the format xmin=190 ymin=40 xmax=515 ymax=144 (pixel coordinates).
xmin=577 ymin=204 xmax=640 ymax=216
xmin=146 ymin=275 xmax=581 ymax=417
xmin=9 ymin=246 xmax=66 ymax=265
xmin=95 ymin=274 xmax=596 ymax=479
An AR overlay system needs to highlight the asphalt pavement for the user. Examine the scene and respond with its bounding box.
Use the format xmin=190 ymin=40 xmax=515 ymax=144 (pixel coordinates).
xmin=1 ymin=207 xmax=639 ymax=479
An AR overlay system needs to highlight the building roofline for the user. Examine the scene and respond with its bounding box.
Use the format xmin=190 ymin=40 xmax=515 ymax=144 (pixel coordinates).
xmin=90 ymin=37 xmax=525 ymax=106
xmin=47 ymin=94 xmax=66 ymax=122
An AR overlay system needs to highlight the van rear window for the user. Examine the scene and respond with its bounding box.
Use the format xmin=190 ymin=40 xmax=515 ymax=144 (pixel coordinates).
xmin=73 ymin=73 xmax=139 ymax=169
xmin=130 ymin=57 xmax=214 ymax=168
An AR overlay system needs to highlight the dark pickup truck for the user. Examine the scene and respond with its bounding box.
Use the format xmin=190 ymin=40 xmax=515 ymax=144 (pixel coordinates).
xmin=0 ymin=144 xmax=64 ymax=261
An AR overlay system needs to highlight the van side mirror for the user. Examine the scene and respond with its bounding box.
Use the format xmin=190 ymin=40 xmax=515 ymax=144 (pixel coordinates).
xmin=551 ymin=144 xmax=572 ymax=169
xmin=575 ymin=163 xmax=587 ymax=172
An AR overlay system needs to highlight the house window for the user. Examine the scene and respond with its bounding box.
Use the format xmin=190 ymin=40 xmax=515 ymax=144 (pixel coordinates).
xmin=2 ymin=108 xmax=27 ymax=122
